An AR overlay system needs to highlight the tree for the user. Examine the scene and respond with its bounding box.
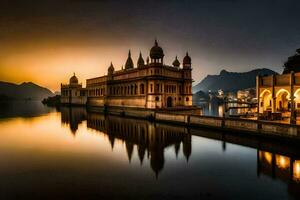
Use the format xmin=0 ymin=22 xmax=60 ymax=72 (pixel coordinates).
xmin=283 ymin=48 xmax=300 ymax=74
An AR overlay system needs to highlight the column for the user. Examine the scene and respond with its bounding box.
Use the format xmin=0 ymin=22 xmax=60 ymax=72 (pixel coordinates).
xmin=290 ymin=71 xmax=296 ymax=124
xmin=272 ymin=75 xmax=276 ymax=112
xmin=256 ymin=76 xmax=260 ymax=116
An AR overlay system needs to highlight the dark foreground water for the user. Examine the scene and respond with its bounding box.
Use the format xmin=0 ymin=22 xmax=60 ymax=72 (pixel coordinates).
xmin=0 ymin=101 xmax=300 ymax=200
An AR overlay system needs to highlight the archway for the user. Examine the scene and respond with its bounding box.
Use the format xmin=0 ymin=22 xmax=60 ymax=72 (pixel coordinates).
xmin=294 ymin=89 xmax=300 ymax=110
xmin=276 ymin=89 xmax=290 ymax=112
xmin=259 ymin=89 xmax=272 ymax=112
xmin=167 ymin=97 xmax=172 ymax=107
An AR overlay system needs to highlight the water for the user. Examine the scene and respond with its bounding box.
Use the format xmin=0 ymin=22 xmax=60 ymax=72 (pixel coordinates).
xmin=0 ymin=101 xmax=300 ymax=199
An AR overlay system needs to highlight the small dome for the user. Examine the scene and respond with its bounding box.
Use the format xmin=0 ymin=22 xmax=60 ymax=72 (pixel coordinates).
xmin=125 ymin=50 xmax=134 ymax=69
xmin=137 ymin=52 xmax=145 ymax=68
xmin=172 ymin=56 xmax=180 ymax=67
xmin=69 ymin=73 xmax=78 ymax=84
xmin=183 ymin=52 xmax=191 ymax=65
xmin=150 ymin=40 xmax=164 ymax=59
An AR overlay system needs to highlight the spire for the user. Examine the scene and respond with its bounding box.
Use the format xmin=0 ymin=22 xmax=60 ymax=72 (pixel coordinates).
xmin=125 ymin=50 xmax=134 ymax=69
xmin=137 ymin=51 xmax=145 ymax=68
xmin=108 ymin=61 xmax=114 ymax=75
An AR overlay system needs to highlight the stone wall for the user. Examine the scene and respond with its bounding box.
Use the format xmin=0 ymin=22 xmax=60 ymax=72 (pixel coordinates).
xmin=154 ymin=112 xmax=300 ymax=140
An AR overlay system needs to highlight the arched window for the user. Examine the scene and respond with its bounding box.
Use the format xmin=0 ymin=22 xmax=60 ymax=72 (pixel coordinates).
xmin=140 ymin=84 xmax=145 ymax=94
xmin=155 ymin=96 xmax=159 ymax=101
xmin=186 ymin=97 xmax=189 ymax=101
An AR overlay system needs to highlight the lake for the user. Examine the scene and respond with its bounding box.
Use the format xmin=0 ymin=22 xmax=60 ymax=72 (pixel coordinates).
xmin=0 ymin=101 xmax=299 ymax=199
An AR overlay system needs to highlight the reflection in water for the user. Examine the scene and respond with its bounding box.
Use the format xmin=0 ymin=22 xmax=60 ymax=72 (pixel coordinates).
xmin=60 ymin=107 xmax=87 ymax=134
xmin=60 ymin=107 xmax=191 ymax=177
xmin=258 ymin=150 xmax=300 ymax=199
xmin=2 ymin=105 xmax=300 ymax=199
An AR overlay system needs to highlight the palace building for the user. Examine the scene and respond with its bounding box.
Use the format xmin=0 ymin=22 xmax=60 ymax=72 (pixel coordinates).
xmin=61 ymin=40 xmax=194 ymax=111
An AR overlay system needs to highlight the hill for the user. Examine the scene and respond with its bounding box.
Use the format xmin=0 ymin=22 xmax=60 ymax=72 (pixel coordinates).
xmin=193 ymin=68 xmax=278 ymax=93
xmin=0 ymin=81 xmax=54 ymax=100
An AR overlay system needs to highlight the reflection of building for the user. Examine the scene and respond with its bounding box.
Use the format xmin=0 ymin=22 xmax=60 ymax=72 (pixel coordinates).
xmin=61 ymin=40 xmax=194 ymax=110
xmin=60 ymin=106 xmax=87 ymax=134
xmin=87 ymin=113 xmax=192 ymax=177
xmin=258 ymin=150 xmax=300 ymax=199
xmin=61 ymin=73 xmax=87 ymax=105
xmin=59 ymin=107 xmax=192 ymax=177
xmin=256 ymin=72 xmax=300 ymax=123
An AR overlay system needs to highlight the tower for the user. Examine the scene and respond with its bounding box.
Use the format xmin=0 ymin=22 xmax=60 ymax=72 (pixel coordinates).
xmin=182 ymin=52 xmax=192 ymax=106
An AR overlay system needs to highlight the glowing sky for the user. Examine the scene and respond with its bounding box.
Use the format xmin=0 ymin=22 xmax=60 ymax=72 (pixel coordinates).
xmin=0 ymin=0 xmax=300 ymax=91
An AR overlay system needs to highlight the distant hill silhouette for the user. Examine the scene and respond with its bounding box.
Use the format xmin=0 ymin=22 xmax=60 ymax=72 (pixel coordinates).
xmin=0 ymin=81 xmax=54 ymax=100
xmin=192 ymin=90 xmax=209 ymax=105
xmin=193 ymin=68 xmax=278 ymax=93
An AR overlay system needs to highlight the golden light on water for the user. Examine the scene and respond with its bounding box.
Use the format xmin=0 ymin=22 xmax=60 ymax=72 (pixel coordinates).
xmin=263 ymin=152 xmax=272 ymax=164
xmin=293 ymin=161 xmax=300 ymax=182
xmin=275 ymin=155 xmax=290 ymax=170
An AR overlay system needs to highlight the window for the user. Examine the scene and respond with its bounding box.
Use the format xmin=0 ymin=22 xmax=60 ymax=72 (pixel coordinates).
xmin=150 ymin=84 xmax=153 ymax=93
xmin=140 ymin=84 xmax=145 ymax=94
xmin=186 ymin=97 xmax=189 ymax=101
xmin=155 ymin=96 xmax=159 ymax=101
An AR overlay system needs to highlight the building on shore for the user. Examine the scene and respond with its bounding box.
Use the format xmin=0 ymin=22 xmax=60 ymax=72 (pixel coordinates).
xmin=61 ymin=73 xmax=87 ymax=105
xmin=256 ymin=71 xmax=300 ymax=124
xmin=61 ymin=40 xmax=196 ymax=111
xmin=237 ymin=88 xmax=256 ymax=102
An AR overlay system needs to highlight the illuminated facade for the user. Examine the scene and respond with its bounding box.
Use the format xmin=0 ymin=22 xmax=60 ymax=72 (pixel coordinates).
xmin=86 ymin=40 xmax=193 ymax=109
xmin=257 ymin=72 xmax=300 ymax=124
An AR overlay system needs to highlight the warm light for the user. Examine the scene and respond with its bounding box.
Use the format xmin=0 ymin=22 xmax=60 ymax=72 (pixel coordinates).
xmin=275 ymin=155 xmax=290 ymax=170
xmin=263 ymin=152 xmax=272 ymax=164
xmin=293 ymin=161 xmax=300 ymax=182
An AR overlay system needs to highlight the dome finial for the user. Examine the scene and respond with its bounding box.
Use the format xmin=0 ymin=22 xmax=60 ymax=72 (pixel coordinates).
xmin=155 ymin=38 xmax=158 ymax=46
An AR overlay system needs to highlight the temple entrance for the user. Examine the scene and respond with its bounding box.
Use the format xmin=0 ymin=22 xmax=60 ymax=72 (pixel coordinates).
xmin=167 ymin=97 xmax=172 ymax=107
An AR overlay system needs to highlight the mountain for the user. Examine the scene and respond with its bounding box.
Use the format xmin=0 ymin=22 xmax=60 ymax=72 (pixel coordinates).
xmin=192 ymin=90 xmax=209 ymax=102
xmin=193 ymin=68 xmax=278 ymax=93
xmin=0 ymin=81 xmax=54 ymax=100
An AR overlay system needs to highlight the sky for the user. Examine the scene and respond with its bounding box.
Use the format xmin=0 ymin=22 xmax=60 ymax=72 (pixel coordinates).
xmin=0 ymin=0 xmax=300 ymax=91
